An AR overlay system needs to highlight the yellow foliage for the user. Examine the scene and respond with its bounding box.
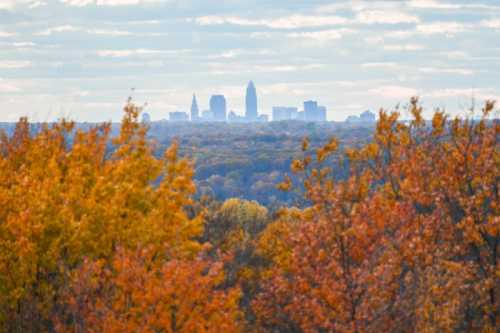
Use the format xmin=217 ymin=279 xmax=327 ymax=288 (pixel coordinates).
xmin=0 ymin=102 xmax=241 ymax=332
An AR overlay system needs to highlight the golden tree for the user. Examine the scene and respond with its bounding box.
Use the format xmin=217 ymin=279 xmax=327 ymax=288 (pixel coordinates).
xmin=0 ymin=101 xmax=242 ymax=332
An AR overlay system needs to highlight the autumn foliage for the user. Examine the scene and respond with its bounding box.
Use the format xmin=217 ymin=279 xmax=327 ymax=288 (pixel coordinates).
xmin=0 ymin=98 xmax=498 ymax=332
xmin=254 ymin=98 xmax=499 ymax=332
xmin=0 ymin=101 xmax=241 ymax=332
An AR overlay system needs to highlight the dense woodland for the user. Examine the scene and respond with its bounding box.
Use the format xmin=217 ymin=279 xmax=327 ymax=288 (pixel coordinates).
xmin=0 ymin=98 xmax=498 ymax=332
xmin=150 ymin=120 xmax=374 ymax=207
xmin=1 ymin=118 xmax=374 ymax=207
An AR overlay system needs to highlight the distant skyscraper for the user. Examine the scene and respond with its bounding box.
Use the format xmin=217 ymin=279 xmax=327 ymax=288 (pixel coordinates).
xmin=304 ymin=100 xmax=327 ymax=122
xmin=360 ymin=110 xmax=376 ymax=122
xmin=228 ymin=111 xmax=242 ymax=123
xmin=210 ymin=95 xmax=227 ymax=121
xmin=201 ymin=110 xmax=213 ymax=121
xmin=245 ymin=81 xmax=258 ymax=120
xmin=346 ymin=111 xmax=375 ymax=123
xmin=272 ymin=107 xmax=298 ymax=121
xmin=169 ymin=111 xmax=189 ymax=121
xmin=296 ymin=111 xmax=306 ymax=121
xmin=304 ymin=100 xmax=318 ymax=121
xmin=317 ymin=106 xmax=327 ymax=121
xmin=190 ymin=94 xmax=199 ymax=121
xmin=258 ymin=114 xmax=269 ymax=122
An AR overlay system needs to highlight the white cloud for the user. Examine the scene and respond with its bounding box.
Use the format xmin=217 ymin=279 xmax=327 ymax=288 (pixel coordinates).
xmin=314 ymin=3 xmax=350 ymax=14
xmin=384 ymin=44 xmax=425 ymax=51
xmin=96 ymin=49 xmax=161 ymax=57
xmin=195 ymin=15 xmax=348 ymax=29
xmin=266 ymin=15 xmax=348 ymax=29
xmin=416 ymin=22 xmax=467 ymax=35
xmin=12 ymin=42 xmax=36 ymax=47
xmin=0 ymin=1 xmax=14 ymax=9
xmin=88 ymin=29 xmax=133 ymax=36
xmin=34 ymin=25 xmax=151 ymax=36
xmin=364 ymin=36 xmax=384 ymax=44
xmin=211 ymin=49 xmax=275 ymax=59
xmin=316 ymin=1 xmax=403 ymax=14
xmin=126 ymin=19 xmax=162 ymax=25
xmin=408 ymin=0 xmax=500 ymax=10
xmin=206 ymin=62 xmax=325 ymax=75
xmin=365 ymin=30 xmax=415 ymax=44
xmin=408 ymin=0 xmax=463 ymax=9
xmin=249 ymin=32 xmax=273 ymax=39
xmin=96 ymin=48 xmax=189 ymax=57
xmin=0 ymin=0 xmax=44 ymax=10
xmin=426 ymin=88 xmax=499 ymax=101
xmin=254 ymin=65 xmax=299 ymax=72
xmin=29 ymin=1 xmax=47 ymax=8
xmin=0 ymin=79 xmax=22 ymax=93
xmin=439 ymin=51 xmax=468 ymax=59
xmin=60 ymin=0 xmax=165 ymax=6
xmin=35 ymin=25 xmax=80 ymax=36
xmin=369 ymin=85 xmax=419 ymax=98
xmin=301 ymin=64 xmax=324 ymax=70
xmin=59 ymin=0 xmax=93 ymax=6
xmin=356 ymin=10 xmax=420 ymax=24
xmin=218 ymin=49 xmax=242 ymax=59
xmin=84 ymin=60 xmax=165 ymax=68
xmin=287 ymin=29 xmax=350 ymax=41
xmin=196 ymin=11 xmax=418 ymax=29
xmin=260 ymin=83 xmax=307 ymax=96
xmin=361 ymin=62 xmax=399 ymax=69
xmin=0 ymin=31 xmax=16 ymax=38
xmin=388 ymin=30 xmax=415 ymax=39
xmin=419 ymin=67 xmax=475 ymax=75
xmin=0 ymin=61 xmax=32 ymax=69
xmin=0 ymin=0 xmax=46 ymax=10
xmin=240 ymin=64 xmax=323 ymax=73
xmin=481 ymin=19 xmax=500 ymax=29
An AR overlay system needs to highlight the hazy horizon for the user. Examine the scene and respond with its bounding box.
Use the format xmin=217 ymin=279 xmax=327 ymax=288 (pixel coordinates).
xmin=1 ymin=0 xmax=500 ymax=122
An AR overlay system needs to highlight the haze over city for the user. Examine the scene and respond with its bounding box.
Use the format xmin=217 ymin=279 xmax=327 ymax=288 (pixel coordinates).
xmin=1 ymin=0 xmax=500 ymax=122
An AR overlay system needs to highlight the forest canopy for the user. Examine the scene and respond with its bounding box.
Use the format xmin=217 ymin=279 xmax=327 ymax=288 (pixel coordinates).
xmin=0 ymin=98 xmax=498 ymax=332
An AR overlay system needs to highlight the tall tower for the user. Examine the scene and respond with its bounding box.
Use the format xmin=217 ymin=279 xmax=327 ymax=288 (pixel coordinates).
xmin=304 ymin=100 xmax=318 ymax=121
xmin=190 ymin=94 xmax=199 ymax=121
xmin=245 ymin=81 xmax=258 ymax=120
xmin=210 ymin=95 xmax=227 ymax=122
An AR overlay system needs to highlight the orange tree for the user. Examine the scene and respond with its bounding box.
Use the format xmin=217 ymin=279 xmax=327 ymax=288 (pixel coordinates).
xmin=54 ymin=248 xmax=242 ymax=333
xmin=253 ymin=98 xmax=499 ymax=332
xmin=0 ymin=101 xmax=242 ymax=332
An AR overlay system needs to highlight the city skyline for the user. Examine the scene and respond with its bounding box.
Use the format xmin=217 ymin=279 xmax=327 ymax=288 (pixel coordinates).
xmin=164 ymin=80 xmax=333 ymax=123
xmin=1 ymin=0 xmax=500 ymax=122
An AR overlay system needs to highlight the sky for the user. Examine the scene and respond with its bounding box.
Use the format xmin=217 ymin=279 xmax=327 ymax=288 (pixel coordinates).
xmin=0 ymin=0 xmax=499 ymax=122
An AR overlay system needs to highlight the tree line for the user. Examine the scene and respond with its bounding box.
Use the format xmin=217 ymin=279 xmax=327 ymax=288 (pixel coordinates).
xmin=0 ymin=98 xmax=498 ymax=332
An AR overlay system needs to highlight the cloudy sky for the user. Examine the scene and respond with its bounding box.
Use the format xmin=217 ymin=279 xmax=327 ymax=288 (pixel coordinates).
xmin=1 ymin=0 xmax=499 ymax=121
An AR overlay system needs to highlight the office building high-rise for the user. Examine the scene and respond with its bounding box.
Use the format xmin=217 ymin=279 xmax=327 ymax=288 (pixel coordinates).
xmin=272 ymin=107 xmax=298 ymax=121
xmin=190 ymin=94 xmax=199 ymax=121
xmin=245 ymin=81 xmax=258 ymax=120
xmin=360 ymin=110 xmax=376 ymax=122
xmin=345 ymin=110 xmax=375 ymax=123
xmin=169 ymin=111 xmax=189 ymax=122
xmin=210 ymin=95 xmax=227 ymax=121
xmin=317 ymin=106 xmax=327 ymax=121
xmin=304 ymin=100 xmax=318 ymax=121
xmin=304 ymin=100 xmax=327 ymax=122
xmin=201 ymin=110 xmax=213 ymax=121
